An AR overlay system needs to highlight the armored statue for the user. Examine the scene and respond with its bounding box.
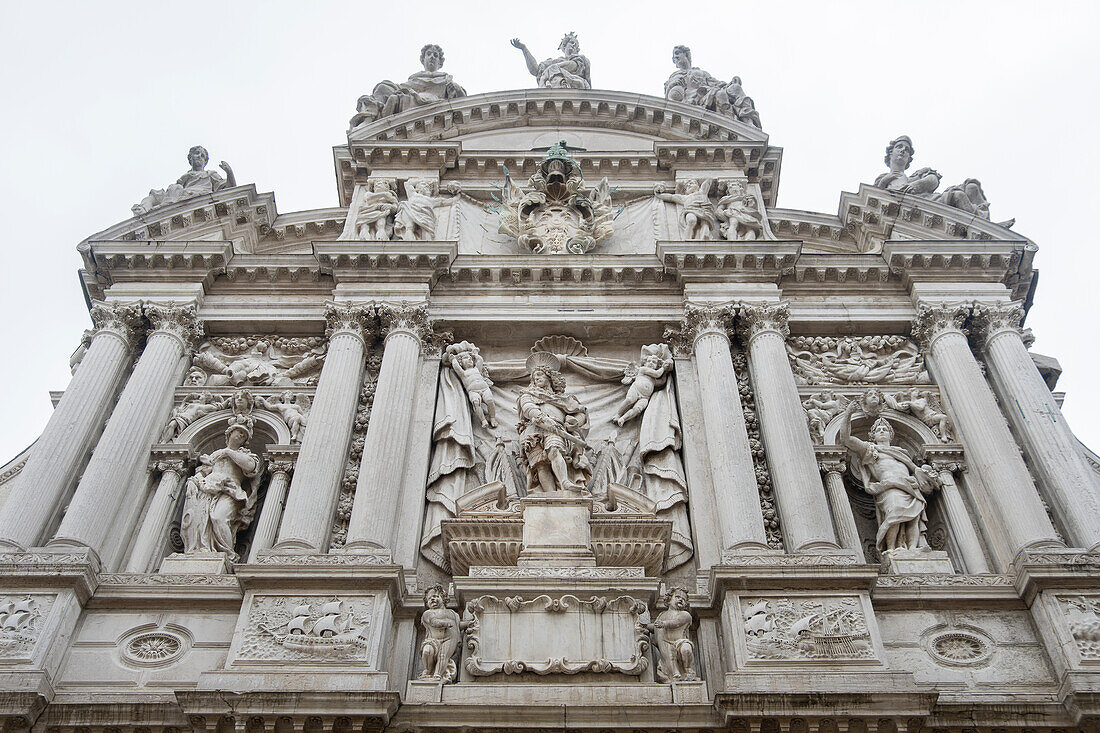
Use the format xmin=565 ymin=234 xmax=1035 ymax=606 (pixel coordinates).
xmin=132 ymin=145 xmax=236 ymax=216
xmin=511 ymin=33 xmax=591 ymax=89
xmin=664 ymin=46 xmax=761 ymax=128
xmin=838 ymin=402 xmax=938 ymax=553
xmin=517 ymin=352 xmax=591 ymax=493
xmin=179 ymin=417 xmax=263 ymax=561
xmin=350 ymin=44 xmax=467 ymax=128
xmin=650 ymin=587 xmax=697 ymax=682
xmin=874 ymin=135 xmax=1012 ymax=226
xmin=418 ymin=585 xmax=461 ymax=683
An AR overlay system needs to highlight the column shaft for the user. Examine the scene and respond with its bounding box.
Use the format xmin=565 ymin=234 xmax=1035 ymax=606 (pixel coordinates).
xmin=741 ymin=304 xmax=838 ymax=552
xmin=822 ymin=468 xmax=865 ymax=561
xmin=935 ymin=467 xmax=991 ymax=574
xmin=689 ymin=320 xmax=769 ymax=552
xmin=50 ymin=304 xmax=199 ymax=564
xmin=979 ymin=309 xmax=1100 ymax=549
xmin=345 ymin=321 xmax=425 ymax=551
xmin=916 ymin=304 xmax=1061 ymax=557
xmin=125 ymin=462 xmax=187 ymax=572
xmin=274 ymin=304 xmax=371 ymax=552
xmin=248 ymin=465 xmax=292 ymax=561
xmin=0 ymin=304 xmax=140 ymax=549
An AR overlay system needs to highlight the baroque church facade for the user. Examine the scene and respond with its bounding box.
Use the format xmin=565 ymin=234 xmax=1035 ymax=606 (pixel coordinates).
xmin=2 ymin=36 xmax=1100 ymax=733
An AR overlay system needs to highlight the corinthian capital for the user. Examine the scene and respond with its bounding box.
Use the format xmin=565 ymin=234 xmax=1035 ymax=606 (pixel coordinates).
xmin=736 ymin=301 xmax=790 ymax=342
xmin=970 ymin=301 xmax=1026 ymax=346
xmin=89 ymin=301 xmax=144 ymax=349
xmin=377 ymin=301 xmax=433 ymax=343
xmin=663 ymin=302 xmax=735 ymax=355
xmin=911 ymin=302 xmax=972 ymax=351
xmin=144 ymin=303 xmax=203 ymax=351
xmin=324 ymin=302 xmax=376 ymax=341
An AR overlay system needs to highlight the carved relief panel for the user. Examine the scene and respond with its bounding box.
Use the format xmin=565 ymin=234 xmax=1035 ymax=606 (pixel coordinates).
xmin=0 ymin=594 xmax=55 ymax=661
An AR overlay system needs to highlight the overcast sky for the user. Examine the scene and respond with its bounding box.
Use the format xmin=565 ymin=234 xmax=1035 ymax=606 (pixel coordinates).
xmin=1 ymin=1 xmax=1097 ymax=462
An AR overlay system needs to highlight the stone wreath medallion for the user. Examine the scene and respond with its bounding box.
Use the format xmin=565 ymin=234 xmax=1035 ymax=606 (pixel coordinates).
xmin=118 ymin=625 xmax=191 ymax=667
xmin=921 ymin=624 xmax=994 ymax=667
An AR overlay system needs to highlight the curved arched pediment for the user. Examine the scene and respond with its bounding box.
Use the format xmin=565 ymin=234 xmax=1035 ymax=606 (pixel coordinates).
xmin=347 ymin=89 xmax=770 ymax=146
xmin=176 ymin=409 xmax=291 ymax=453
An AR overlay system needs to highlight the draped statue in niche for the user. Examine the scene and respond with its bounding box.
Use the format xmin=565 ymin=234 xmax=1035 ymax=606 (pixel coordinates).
xmin=421 ymin=338 xmax=693 ymax=570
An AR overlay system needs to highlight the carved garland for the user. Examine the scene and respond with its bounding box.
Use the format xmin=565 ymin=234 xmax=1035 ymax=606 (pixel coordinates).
xmin=329 ymin=358 xmax=381 ymax=547
xmin=732 ymin=349 xmax=783 ymax=550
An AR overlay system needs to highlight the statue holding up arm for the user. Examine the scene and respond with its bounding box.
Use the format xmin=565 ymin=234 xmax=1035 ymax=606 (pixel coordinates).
xmin=615 ymin=344 xmax=673 ymax=427
xmin=655 ymin=178 xmax=717 ymax=240
xmin=838 ymin=402 xmax=937 ymax=553
xmin=511 ymin=33 xmax=591 ymax=89
xmin=649 ymin=587 xmax=697 ymax=682
xmin=132 ymin=145 xmax=236 ymax=216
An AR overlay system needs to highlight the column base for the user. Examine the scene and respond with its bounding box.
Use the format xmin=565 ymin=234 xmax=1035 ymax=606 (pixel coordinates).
xmin=160 ymin=552 xmax=230 ymax=574
xmin=881 ymin=548 xmax=954 ymax=574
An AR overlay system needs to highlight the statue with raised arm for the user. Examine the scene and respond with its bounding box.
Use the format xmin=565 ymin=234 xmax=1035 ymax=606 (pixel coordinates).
xmin=418 ymin=585 xmax=461 ymax=683
xmin=444 ymin=341 xmax=496 ymax=429
xmin=132 ymin=145 xmax=236 ymax=216
xmin=615 ymin=344 xmax=673 ymax=427
xmin=838 ymin=402 xmax=937 ymax=553
xmin=716 ymin=183 xmax=765 ymax=241
xmin=160 ymin=393 xmax=226 ymax=443
xmin=883 ymin=389 xmax=952 ymax=442
xmin=517 ymin=352 xmax=592 ymax=493
xmin=655 ymin=178 xmax=717 ymax=240
xmin=511 ymin=33 xmax=591 ymax=89
xmin=258 ymin=391 xmax=310 ymax=443
xmin=394 ymin=179 xmax=460 ymax=241
xmin=179 ymin=418 xmax=263 ymax=561
xmin=350 ymin=44 xmax=467 ymax=128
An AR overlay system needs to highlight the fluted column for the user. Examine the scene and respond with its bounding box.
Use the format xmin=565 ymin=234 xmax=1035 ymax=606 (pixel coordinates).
xmin=816 ymin=451 xmax=864 ymax=561
xmin=666 ymin=304 xmax=769 ymax=553
xmin=738 ymin=302 xmax=839 ymax=552
xmin=50 ymin=303 xmax=201 ymax=563
xmin=248 ymin=448 xmax=297 ymax=562
xmin=0 ymin=302 xmax=143 ymax=549
xmin=345 ymin=302 xmax=433 ymax=552
xmin=913 ymin=302 xmax=1062 ymax=557
xmin=973 ymin=302 xmax=1100 ymax=550
xmin=274 ymin=304 xmax=374 ymax=552
xmin=923 ymin=450 xmax=991 ymax=574
xmin=125 ymin=449 xmax=194 ymax=572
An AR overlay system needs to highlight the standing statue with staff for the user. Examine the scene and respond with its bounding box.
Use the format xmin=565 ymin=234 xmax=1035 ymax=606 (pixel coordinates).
xmin=516 ymin=352 xmax=592 ymax=493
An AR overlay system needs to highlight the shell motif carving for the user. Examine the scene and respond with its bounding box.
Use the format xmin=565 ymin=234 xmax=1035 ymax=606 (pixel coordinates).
xmin=531 ymin=335 xmax=588 ymax=357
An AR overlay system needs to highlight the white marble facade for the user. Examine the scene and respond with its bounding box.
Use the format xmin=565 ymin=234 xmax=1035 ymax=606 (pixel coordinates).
xmin=0 ymin=39 xmax=1098 ymax=733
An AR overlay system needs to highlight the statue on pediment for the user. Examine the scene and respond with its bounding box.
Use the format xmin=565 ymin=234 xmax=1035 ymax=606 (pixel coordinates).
xmin=350 ymin=44 xmax=467 ymax=128
xmin=132 ymin=145 xmax=236 ymax=216
xmin=339 ymin=178 xmax=399 ymax=241
xmin=664 ymin=46 xmax=761 ymax=129
xmin=395 ymin=179 xmax=460 ymax=241
xmin=511 ymin=33 xmax=591 ymax=89
xmin=655 ymin=178 xmax=717 ymax=240
xmin=874 ymin=135 xmax=1013 ymax=226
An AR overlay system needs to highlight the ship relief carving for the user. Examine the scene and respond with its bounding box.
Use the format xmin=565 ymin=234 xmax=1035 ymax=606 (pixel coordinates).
xmin=237 ymin=595 xmax=375 ymax=662
xmin=1059 ymin=594 xmax=1100 ymax=662
xmin=0 ymin=595 xmax=53 ymax=658
xmin=741 ymin=596 xmax=875 ymax=662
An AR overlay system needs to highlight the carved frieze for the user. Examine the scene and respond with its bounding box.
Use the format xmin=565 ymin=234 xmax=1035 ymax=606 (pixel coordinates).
xmin=330 ymin=362 xmax=379 ymax=547
xmin=187 ymin=336 xmax=328 ymax=388
xmin=235 ymin=595 xmax=376 ymax=663
xmin=787 ymin=336 xmax=930 ymax=386
xmin=462 ymin=594 xmax=649 ymax=676
xmin=732 ymin=350 xmax=783 ymax=550
xmin=0 ymin=594 xmax=54 ymax=659
xmin=1057 ymin=594 xmax=1100 ymax=663
xmin=739 ymin=595 xmax=876 ymax=662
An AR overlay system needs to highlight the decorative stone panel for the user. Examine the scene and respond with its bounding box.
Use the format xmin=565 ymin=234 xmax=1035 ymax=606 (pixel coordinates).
xmin=732 ymin=593 xmax=882 ymax=665
xmin=0 ymin=594 xmax=55 ymax=661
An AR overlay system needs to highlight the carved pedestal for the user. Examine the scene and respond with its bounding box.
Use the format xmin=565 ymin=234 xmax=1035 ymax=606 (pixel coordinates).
xmin=881 ymin=548 xmax=954 ymax=574
xmin=160 ymin=552 xmax=230 ymax=575
xmin=517 ymin=495 xmax=596 ymax=568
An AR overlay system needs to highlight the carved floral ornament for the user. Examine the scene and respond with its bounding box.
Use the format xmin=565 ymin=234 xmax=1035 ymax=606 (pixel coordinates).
xmin=145 ymin=303 xmax=204 ymax=350
xmin=324 ymin=302 xmax=377 ymax=340
xmin=911 ymin=300 xmax=1029 ymax=351
xmin=89 ymin=301 xmax=144 ymax=348
xmin=664 ymin=301 xmax=789 ymax=354
xmin=118 ymin=625 xmax=192 ymax=668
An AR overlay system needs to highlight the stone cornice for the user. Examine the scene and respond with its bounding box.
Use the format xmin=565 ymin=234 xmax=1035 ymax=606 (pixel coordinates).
xmin=81 ymin=241 xmax=232 ymax=296
xmin=883 ymin=240 xmax=1023 ymax=284
xmin=788 ymin=254 xmax=893 ymax=284
xmin=314 ymin=241 xmax=456 ymax=284
xmin=443 ymin=254 xmax=669 ymax=286
xmin=223 ymin=253 xmax=324 ymax=284
xmin=657 ymin=241 xmax=800 ymax=282
xmin=0 ymin=549 xmax=101 ymax=603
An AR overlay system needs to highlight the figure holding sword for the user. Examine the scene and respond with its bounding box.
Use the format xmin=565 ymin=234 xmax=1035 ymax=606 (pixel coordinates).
xmin=517 ymin=352 xmax=592 ymax=494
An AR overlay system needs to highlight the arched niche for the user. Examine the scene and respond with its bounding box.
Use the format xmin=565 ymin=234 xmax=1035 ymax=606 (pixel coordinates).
xmin=176 ymin=409 xmax=290 ymax=455
xmin=821 ymin=409 xmax=938 ymax=454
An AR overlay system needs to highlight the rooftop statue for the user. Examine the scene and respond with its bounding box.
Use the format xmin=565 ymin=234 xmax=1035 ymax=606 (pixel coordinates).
xmin=498 ymin=141 xmax=613 ymax=254
xmin=874 ymin=135 xmax=1013 ymax=227
xmin=350 ymin=44 xmax=467 ymax=128
xmin=511 ymin=33 xmax=591 ymax=89
xmin=664 ymin=46 xmax=761 ymax=129
xmin=131 ymin=145 xmax=236 ymax=216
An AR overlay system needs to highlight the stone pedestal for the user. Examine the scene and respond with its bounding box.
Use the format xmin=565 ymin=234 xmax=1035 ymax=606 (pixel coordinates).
xmin=880 ymin=548 xmax=954 ymax=574
xmin=160 ymin=552 xmax=230 ymax=575
xmin=517 ymin=495 xmax=596 ymax=568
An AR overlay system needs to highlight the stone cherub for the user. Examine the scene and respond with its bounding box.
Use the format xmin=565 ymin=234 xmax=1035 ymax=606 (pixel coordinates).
xmin=418 ymin=585 xmax=462 ymax=683
xmin=394 ymin=178 xmax=460 ymax=241
xmin=132 ymin=145 xmax=236 ymax=216
xmin=350 ymin=44 xmax=467 ymax=128
xmin=517 ymin=352 xmax=591 ymax=493
xmin=258 ymin=391 xmax=310 ymax=443
xmin=511 ymin=33 xmax=591 ymax=89
xmin=179 ymin=418 xmax=263 ymax=561
xmin=883 ymin=389 xmax=952 ymax=442
xmin=716 ymin=184 xmax=765 ymax=241
xmin=655 ymin=178 xmax=717 ymax=240
xmin=838 ymin=401 xmax=938 ymax=553
xmin=615 ymin=344 xmax=674 ymax=427
xmin=339 ymin=178 xmax=399 ymax=241
xmin=802 ymin=390 xmax=845 ymax=445
xmin=444 ymin=341 xmax=497 ymax=429
xmin=160 ymin=393 xmax=227 ymax=442
xmin=649 ymin=587 xmax=697 ymax=683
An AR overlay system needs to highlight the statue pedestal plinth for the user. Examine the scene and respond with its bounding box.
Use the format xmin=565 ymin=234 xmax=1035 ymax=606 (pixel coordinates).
xmin=881 ymin=548 xmax=954 ymax=574
xmin=517 ymin=494 xmax=597 ymax=568
xmin=160 ymin=552 xmax=230 ymax=575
